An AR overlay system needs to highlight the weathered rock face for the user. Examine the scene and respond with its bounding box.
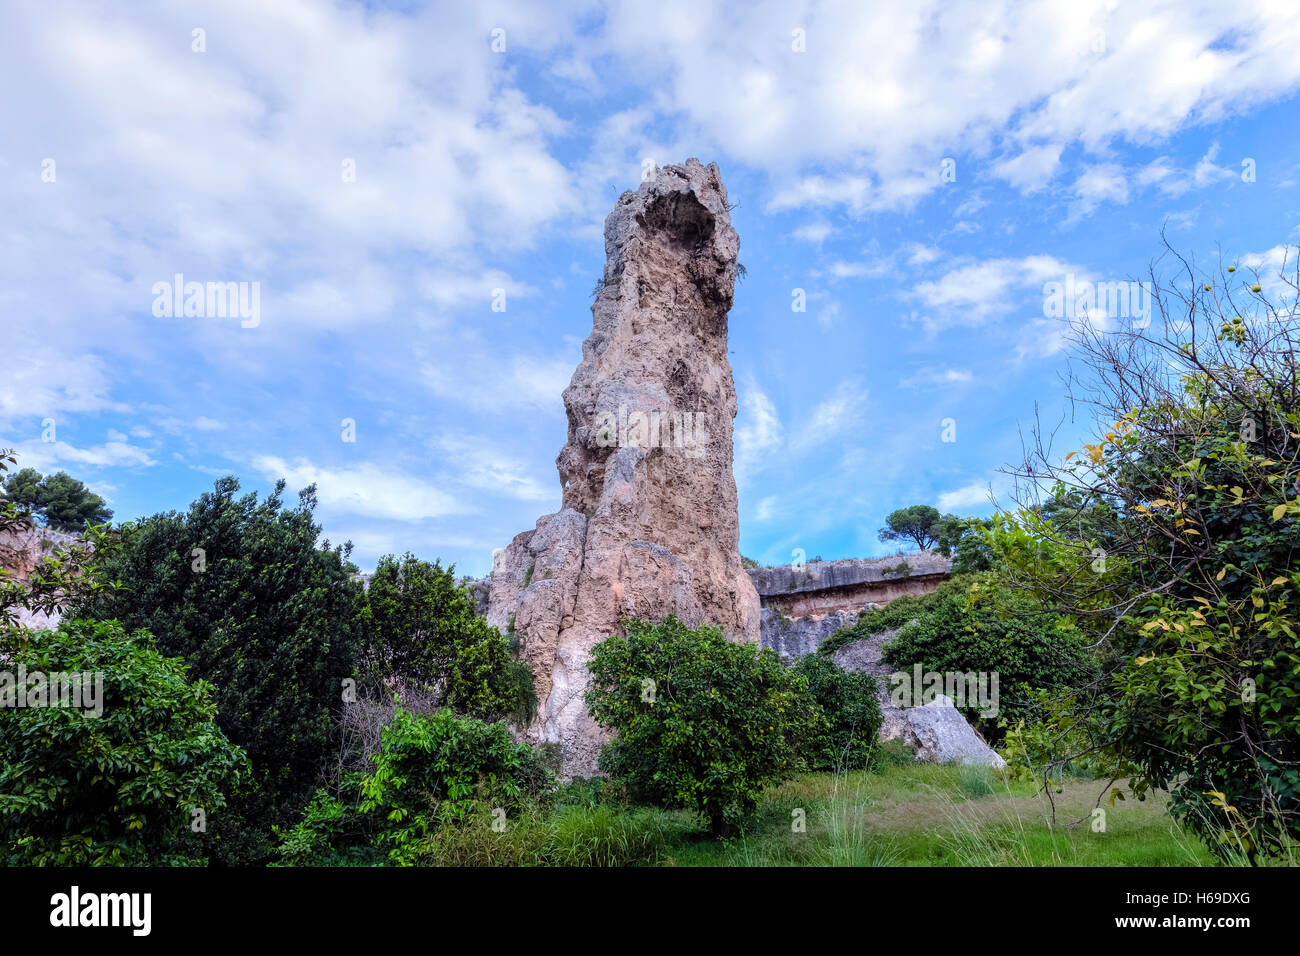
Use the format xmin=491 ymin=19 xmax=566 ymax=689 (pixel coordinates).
xmin=760 ymin=606 xmax=874 ymax=663
xmin=487 ymin=159 xmax=760 ymax=776
xmin=750 ymin=553 xmax=951 ymax=619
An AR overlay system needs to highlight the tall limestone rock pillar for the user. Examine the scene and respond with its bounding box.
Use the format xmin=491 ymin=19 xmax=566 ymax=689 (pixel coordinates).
xmin=487 ymin=158 xmax=760 ymax=776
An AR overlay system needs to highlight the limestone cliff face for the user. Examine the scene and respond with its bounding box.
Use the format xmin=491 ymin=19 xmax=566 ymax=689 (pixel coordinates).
xmin=487 ymin=158 xmax=760 ymax=776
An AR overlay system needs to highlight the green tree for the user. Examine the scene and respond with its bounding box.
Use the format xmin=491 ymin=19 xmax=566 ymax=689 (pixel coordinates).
xmin=357 ymin=553 xmax=534 ymax=723
xmin=0 ymin=619 xmax=248 ymax=865
xmin=993 ymin=241 xmax=1300 ymax=860
xmin=789 ymin=653 xmax=881 ymax=771
xmin=71 ymin=476 xmax=363 ymax=865
xmin=878 ymin=504 xmax=951 ymax=550
xmin=585 ymin=616 xmax=803 ymax=837
xmin=0 ymin=452 xmax=122 ymax=630
xmin=879 ymin=575 xmax=1097 ymax=738
xmin=2 ymin=467 xmax=113 ymax=532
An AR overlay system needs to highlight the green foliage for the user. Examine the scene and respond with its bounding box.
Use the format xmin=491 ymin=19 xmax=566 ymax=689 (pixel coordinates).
xmin=879 ymin=504 xmax=953 ymax=551
xmin=415 ymin=804 xmax=675 ymax=866
xmin=2 ymin=467 xmax=113 ymax=532
xmin=990 ymin=251 xmax=1300 ymax=861
xmin=357 ymin=552 xmax=535 ymax=724
xmin=875 ymin=737 xmax=916 ymax=769
xmin=947 ymin=517 xmax=996 ymax=573
xmin=276 ymin=707 xmax=550 ymax=866
xmin=584 ymin=616 xmax=803 ymax=837
xmin=270 ymin=786 xmax=384 ymax=867
xmin=816 ymin=589 xmax=942 ymax=659
xmin=70 ymin=475 xmax=363 ymax=864
xmin=789 ymin=653 xmax=881 ymax=772
xmin=0 ymin=619 xmax=247 ymax=865
xmin=880 ymin=575 xmax=1096 ymax=737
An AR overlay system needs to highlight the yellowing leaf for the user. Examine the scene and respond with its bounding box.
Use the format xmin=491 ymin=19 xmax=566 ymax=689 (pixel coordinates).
xmin=1216 ymin=567 xmax=1228 ymax=581
xmin=1273 ymin=577 xmax=1289 ymax=587
xmin=1273 ymin=503 xmax=1289 ymax=521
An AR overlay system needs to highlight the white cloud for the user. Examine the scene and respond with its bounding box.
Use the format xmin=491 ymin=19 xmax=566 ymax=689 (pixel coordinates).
xmin=15 ymin=438 xmax=155 ymax=470
xmin=421 ymin=352 xmax=574 ymax=415
xmin=734 ymin=383 xmax=783 ymax=481
xmin=991 ymin=144 xmax=1063 ymax=193
xmin=0 ymin=345 xmax=125 ymax=428
xmin=792 ymin=221 xmax=834 ymax=243
xmin=594 ymin=1 xmax=1300 ymax=216
xmin=251 ymin=455 xmax=466 ymax=521
xmin=937 ymin=480 xmax=994 ymax=511
xmin=899 ymin=367 xmax=974 ymax=388
xmin=418 ymin=269 xmax=535 ymax=310
xmin=913 ymin=254 xmax=1084 ymax=327
xmin=1069 ymin=163 xmax=1130 ymax=218
xmin=1135 ymin=142 xmax=1236 ymax=198
xmin=905 ymin=244 xmax=941 ymax=267
xmin=816 ymin=301 xmax=841 ymax=329
xmin=435 ymin=434 xmax=557 ymax=503
xmin=790 ymin=378 xmax=867 ymax=453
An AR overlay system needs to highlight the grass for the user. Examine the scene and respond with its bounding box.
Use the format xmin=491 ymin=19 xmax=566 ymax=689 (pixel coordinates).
xmin=657 ymin=763 xmax=1218 ymax=866
xmin=406 ymin=761 xmax=1223 ymax=866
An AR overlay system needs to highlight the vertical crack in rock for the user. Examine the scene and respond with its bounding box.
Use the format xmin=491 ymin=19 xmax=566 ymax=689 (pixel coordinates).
xmin=486 ymin=158 xmax=760 ymax=777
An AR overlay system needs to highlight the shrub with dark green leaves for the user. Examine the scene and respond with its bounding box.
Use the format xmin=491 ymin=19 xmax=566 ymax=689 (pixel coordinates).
xmin=879 ymin=575 xmax=1096 ymax=738
xmin=357 ymin=553 xmax=535 ymax=723
xmin=585 ymin=616 xmax=803 ymax=837
xmin=71 ymin=476 xmax=363 ymax=865
xmin=790 ymin=653 xmax=881 ymax=771
xmin=275 ymin=707 xmax=550 ymax=866
xmin=0 ymin=619 xmax=247 ymax=865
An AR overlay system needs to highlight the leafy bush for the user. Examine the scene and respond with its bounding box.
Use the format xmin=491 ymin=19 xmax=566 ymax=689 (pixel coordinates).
xmin=789 ymin=653 xmax=881 ymax=772
xmin=990 ymin=242 xmax=1300 ymax=860
xmin=357 ymin=553 xmax=535 ymax=724
xmin=880 ymin=575 xmax=1096 ymax=737
xmin=357 ymin=707 xmax=549 ymax=865
xmin=585 ymin=616 xmax=803 ymax=837
xmin=71 ymin=476 xmax=364 ymax=864
xmin=0 ymin=619 xmax=247 ymax=865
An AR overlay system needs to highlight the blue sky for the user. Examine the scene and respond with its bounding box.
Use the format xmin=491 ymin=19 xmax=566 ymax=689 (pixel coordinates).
xmin=4 ymin=0 xmax=1300 ymax=576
